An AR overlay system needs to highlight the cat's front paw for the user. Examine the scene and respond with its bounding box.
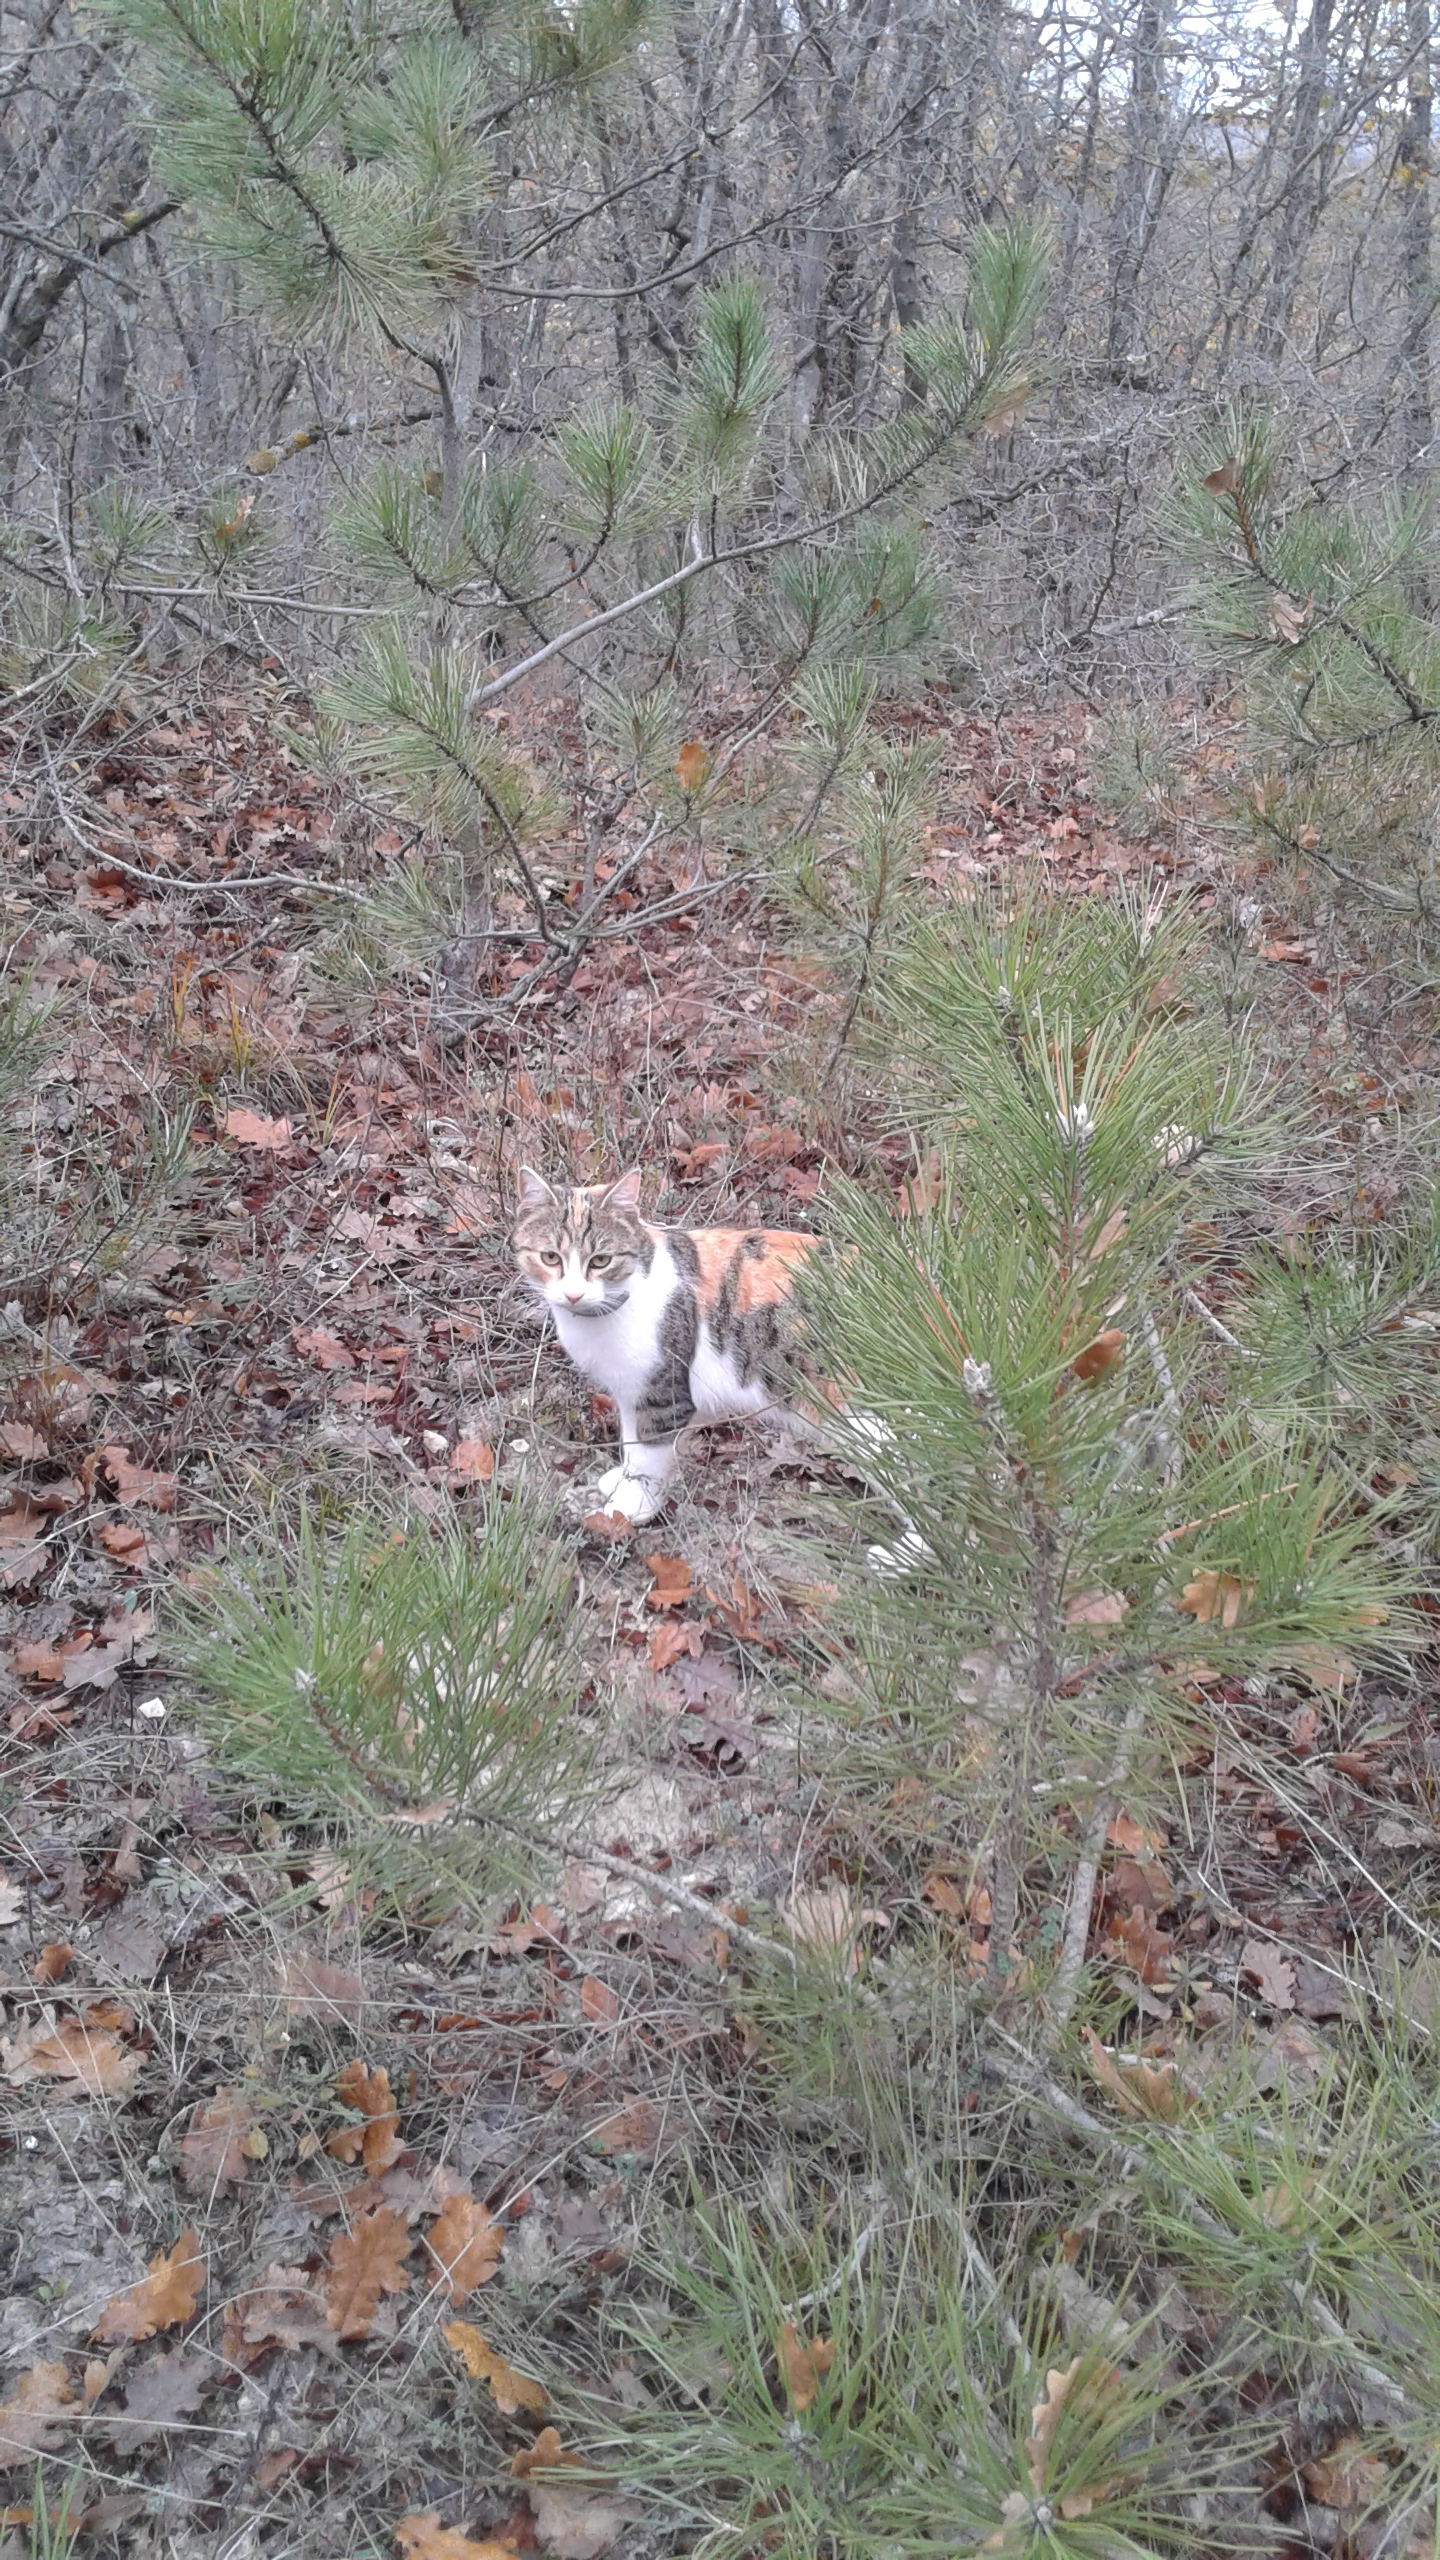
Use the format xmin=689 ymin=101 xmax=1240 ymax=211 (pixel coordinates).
xmin=604 ymin=1470 xmax=668 ymax=1525
xmin=595 ymin=1462 xmax=626 ymax=1502
xmin=866 ymin=1529 xmax=934 ymax=1580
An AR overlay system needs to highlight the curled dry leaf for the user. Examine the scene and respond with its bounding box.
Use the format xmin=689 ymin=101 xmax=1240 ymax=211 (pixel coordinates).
xmin=101 ymin=1445 xmax=178 ymax=1510
xmin=781 ymin=1882 xmax=889 ymax=1967
xmin=327 ymin=2060 xmax=402 ymax=2173
xmin=1177 ymin=1570 xmax=1254 ymax=1629
xmin=443 ymin=2319 xmax=549 ymax=2414
xmin=425 ymin=2191 xmax=503 ymax=2303
xmin=1065 ymin=1586 xmax=1129 ymax=1627
xmin=293 ymin=1326 xmax=355 ymax=1370
xmin=396 ymin=2514 xmax=522 ymax=2560
xmin=1 ymin=2002 xmax=142 ymax=2096
xmin=221 ymin=1107 xmax=292 ymax=1150
xmin=93 ymin=2230 xmax=205 ymax=2344
xmin=0 ymin=2364 xmax=76 ymax=2469
xmin=1070 ymin=1329 xmax=1125 ymax=1385
xmin=1201 ymin=456 xmax=1241 ymax=495
xmin=776 ymin=2320 xmax=834 ymax=2414
xmin=2 ymin=2365 xmax=79 ymax=2470
xmin=1025 ymin=2356 xmax=1125 ymax=2520
xmin=511 ymin=2426 xmax=582 ymax=2479
xmin=31 ymin=1942 xmax=74 ymax=1984
xmin=448 ymin=1439 xmax=495 ymax=1485
xmin=1302 ymin=2435 xmax=1392 ymax=2512
xmin=179 ymin=2089 xmax=258 ymax=2196
xmin=221 ymin=2265 xmax=337 ymax=2368
xmin=1240 ymin=1938 xmax=1296 ymax=2012
xmin=325 ymin=2205 xmax=412 ymax=2338
xmin=643 ymin=1552 xmax=692 ymax=1612
xmin=1081 ymin=2027 xmax=1189 ymax=2122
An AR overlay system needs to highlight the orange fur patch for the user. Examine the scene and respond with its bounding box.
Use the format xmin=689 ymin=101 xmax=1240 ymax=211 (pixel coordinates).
xmin=689 ymin=1229 xmax=816 ymax=1316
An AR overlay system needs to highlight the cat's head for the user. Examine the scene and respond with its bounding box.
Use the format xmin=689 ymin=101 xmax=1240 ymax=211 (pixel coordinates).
xmin=511 ymin=1167 xmax=649 ymax=1314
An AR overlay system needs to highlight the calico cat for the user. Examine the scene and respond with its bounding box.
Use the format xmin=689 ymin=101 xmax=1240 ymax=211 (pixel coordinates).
xmin=513 ymin=1165 xmax=844 ymax=1523
xmin=511 ymin=1166 xmax=928 ymax=1567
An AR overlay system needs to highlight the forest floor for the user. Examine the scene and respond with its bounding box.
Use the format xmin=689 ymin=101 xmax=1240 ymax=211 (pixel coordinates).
xmin=1 ymin=679 xmax=1438 ymax=2560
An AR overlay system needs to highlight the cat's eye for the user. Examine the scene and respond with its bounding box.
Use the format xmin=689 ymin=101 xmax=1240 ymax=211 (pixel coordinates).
xmin=588 ymin=1255 xmax=611 ymax=1272
xmin=539 ymin=1249 xmax=561 ymax=1267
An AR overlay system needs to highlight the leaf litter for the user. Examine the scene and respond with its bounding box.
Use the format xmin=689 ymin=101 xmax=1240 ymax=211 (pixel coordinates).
xmin=1 ymin=683 xmax=1436 ymax=2558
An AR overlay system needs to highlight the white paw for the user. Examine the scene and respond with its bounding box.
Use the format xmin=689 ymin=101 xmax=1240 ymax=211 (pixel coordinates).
xmin=595 ymin=1462 xmax=625 ymax=1501
xmin=866 ymin=1529 xmax=934 ymax=1580
xmin=604 ymin=1471 xmax=668 ymax=1525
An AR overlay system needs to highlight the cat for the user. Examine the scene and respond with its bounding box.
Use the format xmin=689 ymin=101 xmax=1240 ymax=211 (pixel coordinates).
xmin=511 ymin=1166 xmax=928 ymax=1569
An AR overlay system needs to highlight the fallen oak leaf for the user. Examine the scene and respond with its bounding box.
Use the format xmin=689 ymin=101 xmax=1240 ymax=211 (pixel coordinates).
xmin=396 ymin=2513 xmax=522 ymax=2560
xmin=101 ymin=1445 xmax=178 ymax=1510
xmin=325 ymin=2205 xmax=412 ymax=2338
xmin=292 ymin=1326 xmax=356 ymax=1371
xmin=31 ymin=1942 xmax=74 ymax=1984
xmin=1065 ymin=1586 xmax=1130 ymax=1627
xmin=104 ymin=2346 xmax=210 ymax=2458
xmin=93 ymin=2229 xmax=205 ymax=2343
xmin=0 ymin=2364 xmax=76 ymax=2468
xmin=1081 ymin=2027 xmax=1189 ymax=2122
xmin=179 ymin=2089 xmax=257 ymax=2196
xmin=1070 ymin=1329 xmax=1125 ymax=1385
xmin=1 ymin=2003 xmax=142 ymax=2096
xmin=220 ymin=1106 xmax=291 ymax=1150
xmin=424 ymin=2191 xmax=503 ymax=2303
xmin=448 ymin=1438 xmax=494 ymax=1486
xmin=1025 ymin=2356 xmax=1127 ymax=2519
xmin=1176 ymin=1570 xmax=1254 ymax=1629
xmin=443 ymin=2319 xmax=549 ymax=2414
xmin=1240 ymin=1938 xmax=1296 ymax=2012
xmin=776 ymin=2320 xmax=834 ymax=2415
xmin=222 ymin=2265 xmax=337 ymax=2368
xmin=643 ymin=1552 xmax=692 ymax=1611
xmin=326 ymin=2060 xmax=402 ymax=2173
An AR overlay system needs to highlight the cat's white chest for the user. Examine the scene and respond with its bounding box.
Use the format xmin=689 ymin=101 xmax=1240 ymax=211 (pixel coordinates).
xmin=549 ymin=1249 xmax=677 ymax=1402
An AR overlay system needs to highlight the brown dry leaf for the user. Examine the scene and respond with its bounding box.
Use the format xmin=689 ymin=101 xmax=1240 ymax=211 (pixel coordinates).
xmin=102 ymin=1445 xmax=178 ymax=1510
xmin=442 ymin=2318 xmax=549 ymax=2414
xmin=647 ymin=1619 xmax=702 ymax=1670
xmin=776 ymin=2321 xmax=834 ymax=2414
xmin=510 ymin=2427 xmax=582 ymax=2479
xmin=1065 ymin=1586 xmax=1130 ymax=1627
xmin=579 ymin=1977 xmax=621 ymax=2024
xmin=31 ymin=1942 xmax=74 ymax=1985
xmin=327 ymin=2060 xmax=402 ymax=2173
xmin=1201 ymin=457 xmax=1241 ymax=495
xmin=93 ymin=2230 xmax=205 ymax=2344
xmin=1267 ymin=590 xmax=1312 ymax=645
xmin=1241 ymin=1938 xmax=1296 ymax=2011
xmin=179 ymin=2089 xmax=256 ymax=2196
xmin=1107 ymin=1811 xmax=1166 ymax=1854
xmin=643 ymin=1552 xmax=692 ymax=1612
xmin=1025 ymin=2358 xmax=1124 ymax=2518
xmin=1177 ymin=1570 xmax=1254 ymax=1629
xmin=675 ymin=740 xmax=707 ymax=793
xmin=105 ymin=2347 xmax=210 ymax=2458
xmin=1260 ymin=2169 xmax=1323 ymax=2232
xmin=1071 ymin=1329 xmax=1125 ymax=1385
xmin=1109 ymin=1906 xmax=1175 ymax=1987
xmin=921 ymin=1870 xmax=966 ymax=1920
xmin=1081 ymin=2027 xmax=1189 ymax=2122
xmin=325 ymin=2205 xmax=412 ymax=2338
xmin=0 ymin=2364 xmax=76 ymax=2468
xmin=293 ymin=1326 xmax=355 ymax=1371
xmin=424 ymin=2191 xmax=503 ymax=2303
xmin=222 ymin=2265 xmax=336 ymax=2368
xmin=0 ymin=1423 xmax=47 ymax=1461
xmin=1 ymin=2004 xmax=142 ymax=2096
xmin=781 ymin=1882 xmax=889 ymax=1965
xmin=528 ymin=2481 xmax=632 ymax=2559
xmin=591 ymin=2098 xmax=664 ymax=2157
xmin=395 ymin=2514 xmax=521 ymax=2560
xmin=0 ymin=1503 xmax=50 ymax=1587
xmin=279 ymin=1954 xmax=366 ymax=2025
xmin=448 ymin=1439 xmax=495 ymax=1485
xmin=221 ymin=1106 xmax=291 ymax=1150
xmin=1302 ymin=2436 xmax=1391 ymax=2512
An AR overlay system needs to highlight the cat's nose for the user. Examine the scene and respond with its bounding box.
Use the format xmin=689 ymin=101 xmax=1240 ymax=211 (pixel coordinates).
xmin=564 ymin=1288 xmax=584 ymax=1303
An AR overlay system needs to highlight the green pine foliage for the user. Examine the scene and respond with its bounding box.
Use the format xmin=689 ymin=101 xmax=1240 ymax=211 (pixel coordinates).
xmin=800 ymin=884 xmax=1414 ymax=1987
xmin=175 ymin=1495 xmax=588 ymax=1913
xmin=1174 ymin=409 xmax=1440 ymax=939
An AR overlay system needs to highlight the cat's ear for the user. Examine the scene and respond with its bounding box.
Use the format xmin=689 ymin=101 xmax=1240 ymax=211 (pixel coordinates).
xmin=516 ymin=1164 xmax=556 ymax=1211
xmin=601 ymin=1167 xmax=644 ymax=1214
